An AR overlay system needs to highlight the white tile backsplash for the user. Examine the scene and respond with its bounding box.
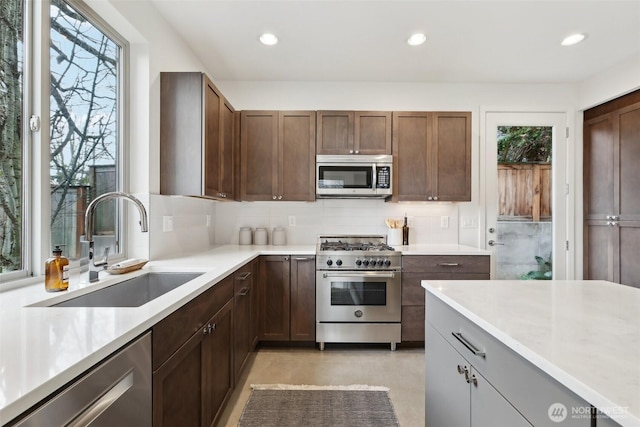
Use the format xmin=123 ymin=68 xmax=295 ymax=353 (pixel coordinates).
xmin=145 ymin=195 xmax=463 ymax=259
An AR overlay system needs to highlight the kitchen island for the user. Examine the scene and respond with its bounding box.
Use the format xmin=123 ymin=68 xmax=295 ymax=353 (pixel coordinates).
xmin=423 ymin=280 xmax=640 ymax=427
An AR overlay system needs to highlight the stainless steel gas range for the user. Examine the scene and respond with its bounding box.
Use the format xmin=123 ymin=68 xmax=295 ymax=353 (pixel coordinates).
xmin=315 ymin=235 xmax=401 ymax=351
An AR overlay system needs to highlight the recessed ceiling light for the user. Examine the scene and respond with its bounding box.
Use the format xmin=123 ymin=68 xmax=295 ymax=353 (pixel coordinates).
xmin=561 ymin=33 xmax=586 ymax=46
xmin=407 ymin=33 xmax=427 ymax=46
xmin=260 ymin=33 xmax=278 ymax=46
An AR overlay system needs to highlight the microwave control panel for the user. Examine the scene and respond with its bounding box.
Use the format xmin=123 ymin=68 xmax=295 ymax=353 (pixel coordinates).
xmin=376 ymin=166 xmax=391 ymax=189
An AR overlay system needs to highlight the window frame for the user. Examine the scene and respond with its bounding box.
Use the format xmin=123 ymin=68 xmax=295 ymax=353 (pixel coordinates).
xmin=0 ymin=0 xmax=130 ymax=287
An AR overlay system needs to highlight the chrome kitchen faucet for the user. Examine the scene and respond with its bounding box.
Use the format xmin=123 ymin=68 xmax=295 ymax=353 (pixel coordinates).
xmin=84 ymin=192 xmax=148 ymax=282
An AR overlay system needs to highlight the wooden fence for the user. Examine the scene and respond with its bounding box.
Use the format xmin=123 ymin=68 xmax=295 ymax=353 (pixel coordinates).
xmin=498 ymin=163 xmax=551 ymax=221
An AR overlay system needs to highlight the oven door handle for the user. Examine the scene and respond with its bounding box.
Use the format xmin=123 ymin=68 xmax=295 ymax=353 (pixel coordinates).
xmin=322 ymin=272 xmax=397 ymax=279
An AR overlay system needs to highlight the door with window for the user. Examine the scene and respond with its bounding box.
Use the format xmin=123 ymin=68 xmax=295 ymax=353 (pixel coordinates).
xmin=484 ymin=112 xmax=568 ymax=280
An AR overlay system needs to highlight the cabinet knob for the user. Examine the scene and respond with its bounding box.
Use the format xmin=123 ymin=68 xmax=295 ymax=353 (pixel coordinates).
xmin=354 ymin=150 xmax=359 ymax=154
xmin=272 ymin=195 xmax=277 ymax=200
xmin=427 ymin=196 xmax=433 ymax=201
xmin=278 ymin=195 xmax=283 ymax=200
xmin=433 ymin=196 xmax=438 ymax=201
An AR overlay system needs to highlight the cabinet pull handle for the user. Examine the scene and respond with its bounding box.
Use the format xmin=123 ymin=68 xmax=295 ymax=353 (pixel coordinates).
xmin=67 ymin=370 xmax=134 ymax=427
xmin=452 ymin=332 xmax=486 ymax=358
xmin=238 ymin=287 xmax=250 ymax=296
xmin=437 ymin=263 xmax=460 ymax=267
xmin=237 ymin=272 xmax=252 ymax=280
xmin=294 ymin=257 xmax=314 ymax=261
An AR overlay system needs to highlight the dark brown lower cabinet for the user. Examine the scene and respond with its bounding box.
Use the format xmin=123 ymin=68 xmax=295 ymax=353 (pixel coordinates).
xmin=290 ymin=256 xmax=316 ymax=341
xmin=152 ymin=276 xmax=234 ymax=427
xmin=258 ymin=255 xmax=316 ymax=342
xmin=233 ymin=260 xmax=256 ymax=382
xmin=401 ymin=255 xmax=490 ymax=343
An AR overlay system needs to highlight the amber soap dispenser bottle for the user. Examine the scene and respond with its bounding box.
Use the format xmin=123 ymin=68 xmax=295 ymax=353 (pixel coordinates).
xmin=45 ymin=245 xmax=69 ymax=292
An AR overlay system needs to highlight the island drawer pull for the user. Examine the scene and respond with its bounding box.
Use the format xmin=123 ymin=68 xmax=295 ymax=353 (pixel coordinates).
xmin=437 ymin=263 xmax=461 ymax=267
xmin=452 ymin=332 xmax=486 ymax=358
xmin=236 ymin=272 xmax=252 ymax=281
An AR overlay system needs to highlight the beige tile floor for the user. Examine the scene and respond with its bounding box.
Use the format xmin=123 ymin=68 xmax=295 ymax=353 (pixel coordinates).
xmin=217 ymin=344 xmax=425 ymax=426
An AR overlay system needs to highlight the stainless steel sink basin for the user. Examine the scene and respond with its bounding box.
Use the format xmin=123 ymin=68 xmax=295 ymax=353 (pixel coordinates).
xmin=52 ymin=272 xmax=204 ymax=307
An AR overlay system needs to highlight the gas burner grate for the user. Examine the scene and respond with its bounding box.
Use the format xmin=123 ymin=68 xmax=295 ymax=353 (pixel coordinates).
xmin=320 ymin=240 xmax=396 ymax=252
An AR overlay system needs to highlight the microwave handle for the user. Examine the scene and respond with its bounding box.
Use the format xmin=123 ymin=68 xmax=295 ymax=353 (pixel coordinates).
xmin=372 ymin=164 xmax=377 ymax=189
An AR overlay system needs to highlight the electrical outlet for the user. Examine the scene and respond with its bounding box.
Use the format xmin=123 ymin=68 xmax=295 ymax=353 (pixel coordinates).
xmin=163 ymin=216 xmax=173 ymax=232
xmin=440 ymin=216 xmax=449 ymax=228
xmin=461 ymin=216 xmax=478 ymax=229
xmin=288 ymin=216 xmax=296 ymax=227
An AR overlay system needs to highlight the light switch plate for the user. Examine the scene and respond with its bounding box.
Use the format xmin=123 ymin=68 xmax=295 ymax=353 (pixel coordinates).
xmin=461 ymin=216 xmax=478 ymax=229
xmin=440 ymin=216 xmax=449 ymax=228
xmin=206 ymin=215 xmax=211 ymax=227
xmin=163 ymin=216 xmax=173 ymax=232
xmin=289 ymin=216 xmax=296 ymax=227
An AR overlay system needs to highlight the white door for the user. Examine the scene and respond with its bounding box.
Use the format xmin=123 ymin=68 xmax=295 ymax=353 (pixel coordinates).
xmin=483 ymin=111 xmax=569 ymax=280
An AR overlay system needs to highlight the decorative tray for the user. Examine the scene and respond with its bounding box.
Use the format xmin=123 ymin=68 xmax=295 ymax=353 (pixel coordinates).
xmin=106 ymin=259 xmax=148 ymax=275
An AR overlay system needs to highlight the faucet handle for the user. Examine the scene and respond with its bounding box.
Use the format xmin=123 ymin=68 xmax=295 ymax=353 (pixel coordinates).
xmin=95 ymin=246 xmax=110 ymax=269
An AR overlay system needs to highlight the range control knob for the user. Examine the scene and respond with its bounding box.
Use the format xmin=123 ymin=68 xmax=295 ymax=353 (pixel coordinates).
xmin=326 ymin=259 xmax=333 ymax=266
xmin=377 ymin=259 xmax=384 ymax=267
xmin=384 ymin=259 xmax=391 ymax=267
xmin=336 ymin=259 xmax=343 ymax=266
xmin=355 ymin=259 xmax=362 ymax=266
xmin=362 ymin=259 xmax=370 ymax=266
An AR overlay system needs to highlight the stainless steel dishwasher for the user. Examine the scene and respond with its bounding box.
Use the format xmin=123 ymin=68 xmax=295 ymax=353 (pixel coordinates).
xmin=11 ymin=332 xmax=151 ymax=426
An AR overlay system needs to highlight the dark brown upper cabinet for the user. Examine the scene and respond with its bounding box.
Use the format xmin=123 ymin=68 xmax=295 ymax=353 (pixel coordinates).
xmin=584 ymin=90 xmax=640 ymax=287
xmin=317 ymin=111 xmax=392 ymax=155
xmin=240 ymin=110 xmax=316 ymax=201
xmin=392 ymin=111 xmax=471 ymax=202
xmin=160 ymin=72 xmax=237 ymax=200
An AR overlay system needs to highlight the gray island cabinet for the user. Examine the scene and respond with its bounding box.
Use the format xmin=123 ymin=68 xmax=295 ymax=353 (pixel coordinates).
xmin=424 ymin=280 xmax=640 ymax=427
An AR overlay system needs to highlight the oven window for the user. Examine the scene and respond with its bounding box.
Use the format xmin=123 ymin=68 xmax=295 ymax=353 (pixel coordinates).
xmin=330 ymin=281 xmax=386 ymax=306
xmin=318 ymin=166 xmax=372 ymax=189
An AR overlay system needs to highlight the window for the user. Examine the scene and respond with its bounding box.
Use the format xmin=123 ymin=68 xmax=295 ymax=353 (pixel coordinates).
xmin=50 ymin=0 xmax=124 ymax=262
xmin=0 ymin=0 xmax=127 ymax=282
xmin=0 ymin=0 xmax=25 ymax=276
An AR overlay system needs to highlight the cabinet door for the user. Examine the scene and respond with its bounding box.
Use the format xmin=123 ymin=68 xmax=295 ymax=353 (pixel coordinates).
xmin=203 ymin=299 xmax=233 ymax=427
xmin=471 ymin=367 xmax=532 ymax=427
xmin=616 ymin=102 xmax=640 ymax=221
xmin=290 ymin=256 xmax=316 ymax=341
xmin=425 ymin=323 xmax=471 ymax=427
xmin=203 ymin=76 xmax=222 ymax=198
xmin=279 ymin=111 xmax=316 ymax=201
xmin=241 ymin=111 xmax=278 ymax=200
xmin=392 ymin=112 xmax=431 ymax=201
xmin=354 ymin=111 xmax=392 ymax=154
xmin=584 ymin=114 xmax=615 ymax=221
xmin=316 ymin=111 xmax=354 ymax=154
xmin=219 ymin=98 xmax=235 ymax=199
xmin=258 ymin=256 xmax=291 ymax=340
xmin=618 ymin=221 xmax=640 ymax=288
xmin=153 ymin=326 xmax=205 ymax=427
xmin=431 ymin=112 xmax=471 ymax=201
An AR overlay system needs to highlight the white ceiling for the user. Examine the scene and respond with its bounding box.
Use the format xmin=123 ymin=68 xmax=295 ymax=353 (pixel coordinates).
xmin=147 ymin=0 xmax=640 ymax=84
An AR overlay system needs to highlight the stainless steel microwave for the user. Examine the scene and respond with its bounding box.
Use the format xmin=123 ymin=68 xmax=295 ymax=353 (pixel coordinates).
xmin=316 ymin=154 xmax=392 ymax=198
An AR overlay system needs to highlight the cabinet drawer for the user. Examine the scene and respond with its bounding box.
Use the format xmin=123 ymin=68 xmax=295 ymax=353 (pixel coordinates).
xmin=401 ymin=305 xmax=424 ymax=341
xmin=403 ymin=255 xmax=490 ymax=274
xmin=234 ymin=262 xmax=253 ymax=294
xmin=153 ymin=275 xmax=233 ymax=370
xmin=426 ymin=294 xmax=591 ymax=427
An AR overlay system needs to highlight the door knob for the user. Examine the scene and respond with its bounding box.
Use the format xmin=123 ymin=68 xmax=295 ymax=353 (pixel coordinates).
xmin=488 ymin=240 xmax=504 ymax=246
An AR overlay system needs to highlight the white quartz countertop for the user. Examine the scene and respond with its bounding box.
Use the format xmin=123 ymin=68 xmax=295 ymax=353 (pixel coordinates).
xmin=422 ymin=280 xmax=640 ymax=427
xmin=0 ymin=242 xmax=484 ymax=423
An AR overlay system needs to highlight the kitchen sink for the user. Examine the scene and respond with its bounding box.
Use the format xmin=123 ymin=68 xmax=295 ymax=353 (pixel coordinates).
xmin=52 ymin=272 xmax=204 ymax=307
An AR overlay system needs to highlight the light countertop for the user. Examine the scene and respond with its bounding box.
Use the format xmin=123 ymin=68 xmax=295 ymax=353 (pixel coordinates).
xmin=423 ymin=279 xmax=640 ymax=427
xmin=0 ymin=243 xmax=485 ymax=424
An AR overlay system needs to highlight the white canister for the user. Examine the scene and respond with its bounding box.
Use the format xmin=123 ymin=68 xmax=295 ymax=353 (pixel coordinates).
xmin=254 ymin=227 xmax=268 ymax=245
xmin=239 ymin=227 xmax=252 ymax=245
xmin=387 ymin=228 xmax=403 ymax=246
xmin=272 ymin=227 xmax=286 ymax=246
